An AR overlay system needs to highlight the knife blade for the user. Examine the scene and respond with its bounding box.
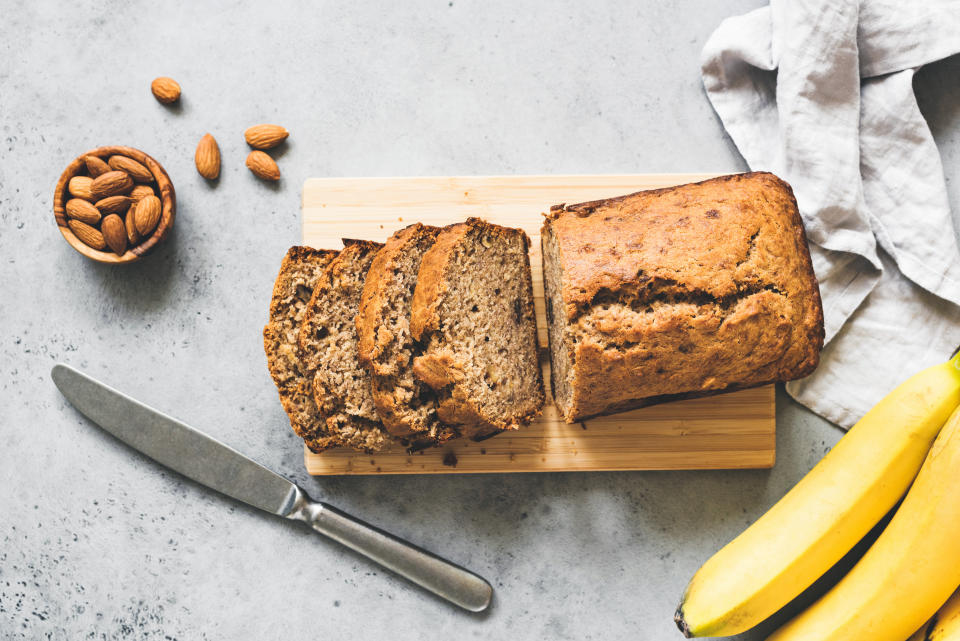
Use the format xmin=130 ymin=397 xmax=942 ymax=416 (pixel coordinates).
xmin=52 ymin=363 xmax=299 ymax=515
xmin=51 ymin=363 xmax=493 ymax=612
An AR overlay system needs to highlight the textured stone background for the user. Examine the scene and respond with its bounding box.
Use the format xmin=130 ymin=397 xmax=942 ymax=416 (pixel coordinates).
xmin=2 ymin=1 xmax=959 ymax=639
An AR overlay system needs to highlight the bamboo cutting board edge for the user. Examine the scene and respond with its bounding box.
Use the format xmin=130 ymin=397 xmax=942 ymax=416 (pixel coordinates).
xmin=300 ymin=173 xmax=776 ymax=475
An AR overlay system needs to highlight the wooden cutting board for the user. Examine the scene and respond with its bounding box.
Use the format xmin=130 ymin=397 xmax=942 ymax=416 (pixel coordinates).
xmin=301 ymin=174 xmax=776 ymax=474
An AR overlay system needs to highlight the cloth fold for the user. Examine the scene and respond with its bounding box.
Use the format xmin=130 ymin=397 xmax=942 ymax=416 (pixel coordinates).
xmin=701 ymin=0 xmax=960 ymax=428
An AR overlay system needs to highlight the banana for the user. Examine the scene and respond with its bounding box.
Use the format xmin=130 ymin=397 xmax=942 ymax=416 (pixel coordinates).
xmin=675 ymin=353 xmax=960 ymax=638
xmin=767 ymin=404 xmax=960 ymax=641
xmin=908 ymin=588 xmax=960 ymax=641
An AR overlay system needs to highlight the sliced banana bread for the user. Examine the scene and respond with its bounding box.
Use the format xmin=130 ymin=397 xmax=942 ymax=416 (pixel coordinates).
xmin=410 ymin=218 xmax=544 ymax=439
xmin=541 ymin=172 xmax=824 ymax=422
xmin=298 ymin=239 xmax=390 ymax=453
xmin=356 ymin=223 xmax=456 ymax=447
xmin=263 ymin=246 xmax=338 ymax=443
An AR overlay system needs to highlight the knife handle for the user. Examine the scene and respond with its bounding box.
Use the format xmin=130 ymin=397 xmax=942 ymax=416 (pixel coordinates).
xmin=286 ymin=487 xmax=492 ymax=612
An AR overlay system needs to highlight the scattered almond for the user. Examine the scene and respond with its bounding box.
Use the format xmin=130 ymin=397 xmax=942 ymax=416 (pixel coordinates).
xmin=95 ymin=195 xmax=134 ymax=215
xmin=244 ymin=124 xmax=289 ymax=150
xmin=195 ymin=133 xmax=220 ymax=180
xmin=134 ymin=195 xmax=162 ymax=235
xmin=84 ymin=155 xmax=111 ymax=177
xmin=68 ymin=175 xmax=95 ymax=201
xmin=125 ymin=208 xmax=140 ymax=245
xmin=101 ymin=214 xmax=127 ymax=255
xmin=130 ymin=184 xmax=155 ymax=203
xmin=90 ymin=171 xmax=133 ymax=199
xmin=65 ymin=198 xmax=102 ymax=225
xmin=108 ymin=155 xmax=154 ymax=183
xmin=246 ymin=151 xmax=280 ymax=181
xmin=151 ymin=77 xmax=181 ymax=104
xmin=68 ymin=219 xmax=107 ymax=250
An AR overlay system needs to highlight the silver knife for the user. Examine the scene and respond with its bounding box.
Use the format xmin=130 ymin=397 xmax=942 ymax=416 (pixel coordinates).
xmin=51 ymin=363 xmax=492 ymax=612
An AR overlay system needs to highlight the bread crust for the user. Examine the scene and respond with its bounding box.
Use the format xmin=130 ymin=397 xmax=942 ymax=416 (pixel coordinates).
xmin=358 ymin=224 xmax=438 ymax=370
xmin=262 ymin=246 xmax=338 ymax=442
xmin=542 ymin=172 xmax=824 ymax=422
xmin=411 ymin=218 xmax=544 ymax=437
xmin=409 ymin=223 xmax=468 ymax=343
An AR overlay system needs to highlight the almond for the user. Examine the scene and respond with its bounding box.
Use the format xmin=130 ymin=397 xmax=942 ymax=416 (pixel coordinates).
xmin=65 ymin=198 xmax=102 ymax=225
xmin=101 ymin=214 xmax=127 ymax=255
xmin=84 ymin=155 xmax=111 ymax=177
xmin=68 ymin=175 xmax=95 ymax=201
xmin=151 ymin=77 xmax=181 ymax=104
xmin=125 ymin=208 xmax=141 ymax=245
xmin=94 ymin=195 xmax=134 ymax=215
xmin=68 ymin=219 xmax=107 ymax=250
xmin=134 ymin=195 xmax=162 ymax=235
xmin=108 ymin=155 xmax=154 ymax=183
xmin=244 ymin=124 xmax=289 ymax=150
xmin=246 ymin=151 xmax=280 ymax=181
xmin=130 ymin=184 xmax=155 ymax=203
xmin=195 ymin=133 xmax=220 ymax=180
xmin=90 ymin=171 xmax=133 ymax=199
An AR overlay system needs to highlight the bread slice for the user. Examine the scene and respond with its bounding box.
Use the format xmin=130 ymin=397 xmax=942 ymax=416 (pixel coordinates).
xmin=356 ymin=224 xmax=456 ymax=448
xmin=298 ymin=239 xmax=390 ymax=453
xmin=263 ymin=246 xmax=338 ymax=443
xmin=410 ymin=218 xmax=544 ymax=439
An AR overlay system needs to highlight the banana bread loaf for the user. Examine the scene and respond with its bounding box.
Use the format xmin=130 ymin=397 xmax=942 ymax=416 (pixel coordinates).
xmin=356 ymin=223 xmax=456 ymax=448
xmin=541 ymin=172 xmax=824 ymax=422
xmin=410 ymin=218 xmax=545 ymax=439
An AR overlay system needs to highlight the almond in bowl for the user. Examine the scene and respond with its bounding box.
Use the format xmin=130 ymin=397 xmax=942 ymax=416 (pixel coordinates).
xmin=54 ymin=146 xmax=175 ymax=264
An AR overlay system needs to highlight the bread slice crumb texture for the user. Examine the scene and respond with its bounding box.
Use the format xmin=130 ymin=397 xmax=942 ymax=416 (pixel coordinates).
xmin=262 ymin=246 xmax=338 ymax=443
xmin=410 ymin=218 xmax=545 ymax=438
xmin=298 ymin=240 xmax=391 ymax=453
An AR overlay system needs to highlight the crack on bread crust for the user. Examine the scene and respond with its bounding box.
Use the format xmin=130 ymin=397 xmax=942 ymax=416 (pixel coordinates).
xmin=585 ymin=277 xmax=785 ymax=318
xmin=580 ymin=288 xmax=791 ymax=352
xmin=735 ymin=228 xmax=760 ymax=267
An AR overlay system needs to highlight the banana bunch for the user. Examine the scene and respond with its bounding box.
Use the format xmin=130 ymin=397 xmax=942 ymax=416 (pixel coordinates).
xmin=675 ymin=352 xmax=960 ymax=639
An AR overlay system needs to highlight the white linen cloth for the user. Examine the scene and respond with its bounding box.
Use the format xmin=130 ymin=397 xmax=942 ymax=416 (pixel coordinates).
xmin=701 ymin=0 xmax=960 ymax=428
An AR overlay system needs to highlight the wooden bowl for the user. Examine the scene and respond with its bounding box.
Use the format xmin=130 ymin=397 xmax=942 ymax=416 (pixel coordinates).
xmin=54 ymin=146 xmax=176 ymax=264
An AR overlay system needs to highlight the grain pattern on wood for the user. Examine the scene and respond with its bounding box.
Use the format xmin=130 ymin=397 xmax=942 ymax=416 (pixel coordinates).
xmin=301 ymin=173 xmax=776 ymax=474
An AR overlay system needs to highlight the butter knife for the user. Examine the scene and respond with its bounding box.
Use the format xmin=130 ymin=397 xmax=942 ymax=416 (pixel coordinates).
xmin=51 ymin=363 xmax=492 ymax=612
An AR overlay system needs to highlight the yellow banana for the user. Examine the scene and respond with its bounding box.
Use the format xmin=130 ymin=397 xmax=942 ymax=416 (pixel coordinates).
xmin=675 ymin=352 xmax=960 ymax=637
xmin=908 ymin=588 xmax=960 ymax=641
xmin=767 ymin=404 xmax=960 ymax=641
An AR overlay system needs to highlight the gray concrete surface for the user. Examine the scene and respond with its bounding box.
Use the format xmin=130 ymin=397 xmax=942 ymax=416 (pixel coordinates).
xmin=2 ymin=1 xmax=959 ymax=639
